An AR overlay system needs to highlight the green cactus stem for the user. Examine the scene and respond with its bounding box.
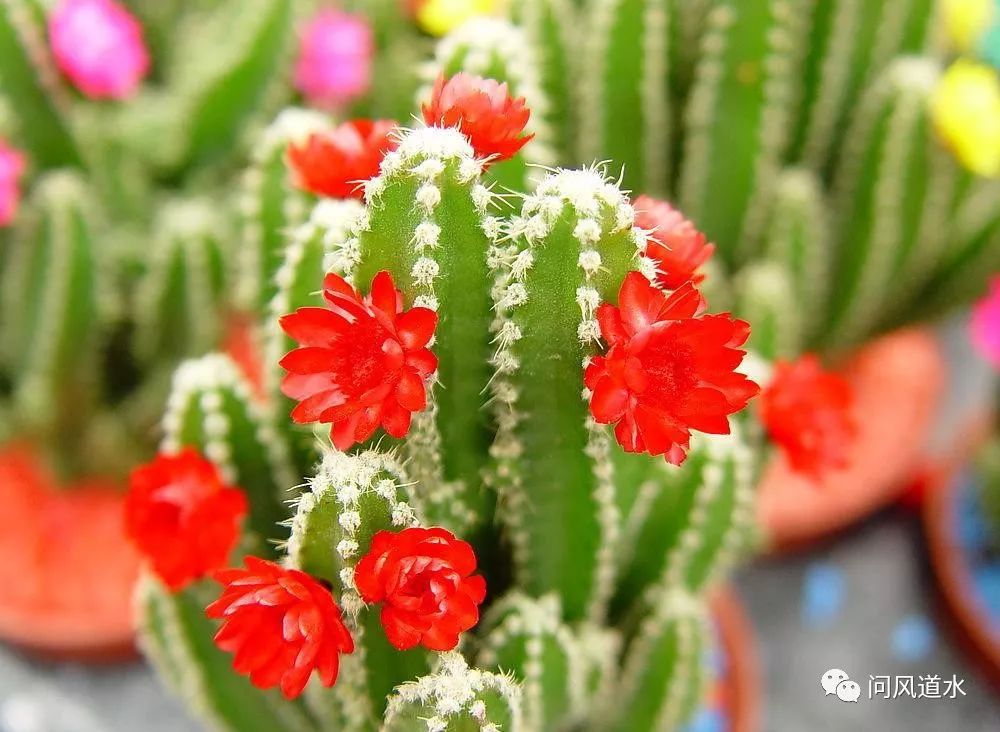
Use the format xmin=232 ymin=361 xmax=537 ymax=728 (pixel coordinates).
xmin=161 ymin=353 xmax=296 ymax=543
xmin=382 ymin=652 xmax=523 ymax=732
xmin=489 ymin=167 xmax=651 ymax=622
xmin=134 ymin=199 xmax=228 ymax=365
xmin=579 ymin=0 xmax=672 ymax=196
xmin=678 ymin=0 xmax=799 ymax=267
xmin=237 ymin=108 xmax=330 ymax=312
xmin=733 ymin=261 xmax=801 ymax=361
xmin=287 ymin=448 xmax=433 ymax=724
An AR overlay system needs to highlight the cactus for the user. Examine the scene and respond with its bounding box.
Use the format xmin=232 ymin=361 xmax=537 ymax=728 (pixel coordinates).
xmin=1 ymin=1 xmax=998 ymax=732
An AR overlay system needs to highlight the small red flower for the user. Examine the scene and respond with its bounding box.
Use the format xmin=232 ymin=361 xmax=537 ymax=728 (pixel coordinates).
xmin=286 ymin=119 xmax=398 ymax=199
xmin=760 ymin=355 xmax=856 ymax=479
xmin=634 ymin=195 xmax=715 ymax=290
xmin=207 ymin=557 xmax=354 ymax=700
xmin=354 ymin=527 xmax=486 ymax=652
xmin=421 ymin=73 xmax=534 ymax=164
xmin=279 ymin=271 xmax=438 ymax=450
xmin=585 ymin=272 xmax=759 ymax=465
xmin=125 ymin=449 xmax=247 ymax=591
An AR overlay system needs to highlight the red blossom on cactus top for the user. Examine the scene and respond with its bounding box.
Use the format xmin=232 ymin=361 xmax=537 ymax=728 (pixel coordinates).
xmin=279 ymin=271 xmax=438 ymax=450
xmin=422 ymin=73 xmax=533 ymax=164
xmin=354 ymin=527 xmax=486 ymax=652
xmin=207 ymin=557 xmax=354 ymax=700
xmin=634 ymin=195 xmax=715 ymax=290
xmin=286 ymin=119 xmax=398 ymax=200
xmin=585 ymin=273 xmax=759 ymax=465
xmin=125 ymin=449 xmax=247 ymax=591
xmin=760 ymin=355 xmax=857 ymax=479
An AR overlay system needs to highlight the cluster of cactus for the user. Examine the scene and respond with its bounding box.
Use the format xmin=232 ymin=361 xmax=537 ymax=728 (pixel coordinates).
xmin=427 ymin=0 xmax=1000 ymax=357
xmin=137 ymin=109 xmax=761 ymax=730
xmin=0 ymin=0 xmax=425 ymax=477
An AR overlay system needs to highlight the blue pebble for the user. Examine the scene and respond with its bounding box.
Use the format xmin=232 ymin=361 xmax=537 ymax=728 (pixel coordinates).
xmin=801 ymin=563 xmax=846 ymax=628
xmin=682 ymin=707 xmax=727 ymax=732
xmin=891 ymin=614 xmax=937 ymax=663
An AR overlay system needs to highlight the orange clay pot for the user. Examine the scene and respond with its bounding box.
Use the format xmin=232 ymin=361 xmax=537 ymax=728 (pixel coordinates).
xmin=711 ymin=586 xmax=761 ymax=732
xmin=922 ymin=418 xmax=1000 ymax=693
xmin=757 ymin=328 xmax=946 ymax=552
xmin=0 ymin=443 xmax=140 ymax=662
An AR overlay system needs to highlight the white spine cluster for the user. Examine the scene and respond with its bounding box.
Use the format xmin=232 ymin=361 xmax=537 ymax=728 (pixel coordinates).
xmin=384 ymin=653 xmax=523 ymax=732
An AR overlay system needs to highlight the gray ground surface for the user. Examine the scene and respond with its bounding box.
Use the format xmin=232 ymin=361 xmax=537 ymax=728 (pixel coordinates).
xmin=2 ymin=317 xmax=999 ymax=731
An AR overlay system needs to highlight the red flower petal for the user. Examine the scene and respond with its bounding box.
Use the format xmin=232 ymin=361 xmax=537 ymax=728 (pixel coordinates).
xmin=586 ymin=272 xmax=759 ymax=464
xmin=287 ymin=119 xmax=398 ymax=200
xmin=280 ymin=271 xmax=438 ymax=449
xmin=125 ymin=449 xmax=247 ymax=591
xmin=634 ymin=196 xmax=715 ymax=290
xmin=207 ymin=557 xmax=353 ymax=700
xmin=760 ymin=355 xmax=857 ymax=480
xmin=422 ymin=73 xmax=534 ymax=166
xmin=353 ymin=527 xmax=484 ymax=652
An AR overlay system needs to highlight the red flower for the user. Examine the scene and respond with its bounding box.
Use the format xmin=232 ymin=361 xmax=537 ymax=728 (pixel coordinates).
xmin=585 ymin=272 xmax=759 ymax=465
xmin=279 ymin=271 xmax=438 ymax=450
xmin=207 ymin=557 xmax=354 ymax=700
xmin=354 ymin=527 xmax=486 ymax=651
xmin=760 ymin=355 xmax=856 ymax=479
xmin=286 ymin=119 xmax=398 ymax=199
xmin=421 ymin=73 xmax=533 ymax=164
xmin=634 ymin=195 xmax=715 ymax=290
xmin=125 ymin=449 xmax=247 ymax=591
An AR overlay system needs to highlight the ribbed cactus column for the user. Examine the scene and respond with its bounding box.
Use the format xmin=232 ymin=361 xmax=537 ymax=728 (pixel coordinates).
xmin=678 ymin=0 xmax=799 ymax=266
xmin=134 ymin=199 xmax=228 ymax=364
xmin=613 ymin=429 xmax=755 ymax=617
xmin=382 ymin=653 xmax=523 ymax=732
xmin=138 ymin=577 xmax=318 ymax=732
xmin=826 ymin=58 xmax=940 ymax=348
xmin=610 ymin=589 xmax=710 ymax=732
xmin=422 ymin=19 xmax=555 ymax=190
xmin=762 ymin=168 xmax=829 ymax=341
xmin=507 ymin=0 xmax=576 ymax=160
xmin=262 ymin=198 xmax=365 ymax=474
xmin=490 ymin=167 xmax=650 ymax=622
xmin=579 ymin=0 xmax=672 ymax=196
xmin=287 ymin=449 xmax=432 ymax=725
xmin=733 ymin=261 xmax=801 ymax=360
xmin=1 ymin=173 xmax=102 ymax=433
xmin=0 ymin=0 xmax=81 ymax=167
xmin=161 ymin=354 xmax=296 ymax=542
xmin=344 ymin=127 xmax=499 ymax=530
xmin=477 ymin=593 xmax=584 ymax=730
xmin=237 ymin=109 xmax=329 ymax=311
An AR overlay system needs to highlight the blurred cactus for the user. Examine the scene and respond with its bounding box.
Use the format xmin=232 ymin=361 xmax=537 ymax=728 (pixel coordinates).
xmin=1 ymin=1 xmax=996 ymax=731
xmin=0 ymin=0 xmax=427 ymax=481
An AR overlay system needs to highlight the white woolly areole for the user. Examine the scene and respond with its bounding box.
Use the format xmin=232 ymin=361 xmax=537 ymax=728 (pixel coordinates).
xmin=259 ymin=107 xmax=331 ymax=152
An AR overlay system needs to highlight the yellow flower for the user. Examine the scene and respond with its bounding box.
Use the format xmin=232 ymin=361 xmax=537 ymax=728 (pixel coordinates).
xmin=931 ymin=59 xmax=1000 ymax=177
xmin=941 ymin=0 xmax=995 ymax=51
xmin=415 ymin=0 xmax=497 ymax=37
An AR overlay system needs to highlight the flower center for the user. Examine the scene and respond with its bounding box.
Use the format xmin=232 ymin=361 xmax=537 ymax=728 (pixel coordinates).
xmin=331 ymin=316 xmax=400 ymax=396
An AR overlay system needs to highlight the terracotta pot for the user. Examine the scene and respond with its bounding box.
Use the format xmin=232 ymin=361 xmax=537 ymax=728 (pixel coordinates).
xmin=0 ymin=444 xmax=140 ymax=662
xmin=923 ymin=421 xmax=1000 ymax=692
xmin=757 ymin=328 xmax=945 ymax=552
xmin=707 ymin=586 xmax=762 ymax=732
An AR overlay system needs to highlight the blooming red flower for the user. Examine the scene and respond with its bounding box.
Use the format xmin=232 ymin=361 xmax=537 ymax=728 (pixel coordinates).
xmin=354 ymin=527 xmax=486 ymax=651
xmin=286 ymin=119 xmax=398 ymax=199
xmin=125 ymin=449 xmax=247 ymax=591
xmin=760 ymin=355 xmax=856 ymax=479
xmin=634 ymin=195 xmax=715 ymax=290
xmin=585 ymin=272 xmax=759 ymax=465
xmin=421 ymin=73 xmax=534 ymax=164
xmin=279 ymin=270 xmax=438 ymax=450
xmin=207 ymin=557 xmax=354 ymax=700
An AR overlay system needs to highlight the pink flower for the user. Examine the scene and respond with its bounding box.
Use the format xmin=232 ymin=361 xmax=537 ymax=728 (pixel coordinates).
xmin=0 ymin=141 xmax=26 ymax=227
xmin=971 ymin=276 xmax=1000 ymax=369
xmin=294 ymin=10 xmax=373 ymax=108
xmin=48 ymin=0 xmax=149 ymax=99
